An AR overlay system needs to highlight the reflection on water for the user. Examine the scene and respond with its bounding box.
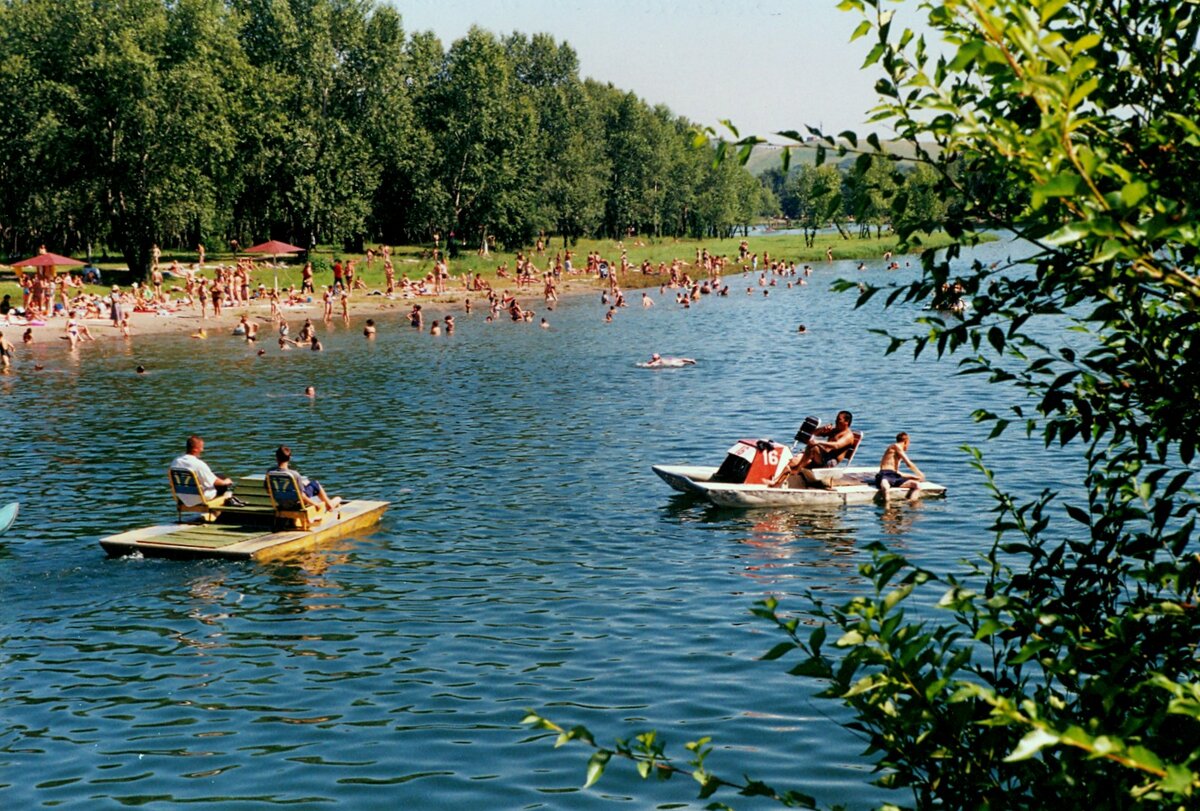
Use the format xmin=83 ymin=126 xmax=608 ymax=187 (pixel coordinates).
xmin=0 ymin=238 xmax=1081 ymax=808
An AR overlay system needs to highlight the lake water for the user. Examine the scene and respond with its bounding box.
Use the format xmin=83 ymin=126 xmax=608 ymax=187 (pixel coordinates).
xmin=0 ymin=239 xmax=1079 ymax=808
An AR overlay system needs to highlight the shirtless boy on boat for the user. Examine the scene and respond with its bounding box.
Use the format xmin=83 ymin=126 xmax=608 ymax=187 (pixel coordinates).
xmin=874 ymin=432 xmax=925 ymax=498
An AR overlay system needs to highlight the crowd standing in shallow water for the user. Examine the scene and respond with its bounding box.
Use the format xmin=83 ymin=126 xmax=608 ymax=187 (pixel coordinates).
xmin=0 ymin=240 xmax=902 ymax=374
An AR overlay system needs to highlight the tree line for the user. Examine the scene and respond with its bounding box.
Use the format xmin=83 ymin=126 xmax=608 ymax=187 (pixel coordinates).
xmin=0 ymin=0 xmax=778 ymax=277
xmin=759 ymin=157 xmax=955 ymax=246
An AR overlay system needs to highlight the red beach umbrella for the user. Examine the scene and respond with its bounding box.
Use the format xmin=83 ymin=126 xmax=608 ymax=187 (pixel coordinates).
xmin=244 ymin=240 xmax=305 ymax=256
xmin=11 ymin=251 xmax=84 ymax=269
xmin=245 ymin=240 xmax=305 ymax=293
xmin=8 ymin=251 xmax=84 ymax=280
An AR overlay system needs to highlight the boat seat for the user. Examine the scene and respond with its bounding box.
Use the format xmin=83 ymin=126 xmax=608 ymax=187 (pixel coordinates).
xmin=265 ymin=470 xmax=325 ymax=530
xmin=841 ymin=431 xmax=863 ymax=466
xmin=169 ymin=468 xmax=229 ymax=522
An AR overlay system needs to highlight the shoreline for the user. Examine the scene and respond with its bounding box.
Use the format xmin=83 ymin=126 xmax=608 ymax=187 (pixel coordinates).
xmin=2 ymin=230 xmax=971 ymax=366
xmin=1 ymin=275 xmax=605 ymax=361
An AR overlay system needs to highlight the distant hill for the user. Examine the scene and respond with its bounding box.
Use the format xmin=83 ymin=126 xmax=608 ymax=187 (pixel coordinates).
xmin=740 ymin=140 xmax=938 ymax=176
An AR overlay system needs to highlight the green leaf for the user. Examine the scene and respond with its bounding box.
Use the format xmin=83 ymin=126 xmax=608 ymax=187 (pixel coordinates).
xmin=1070 ymin=32 xmax=1102 ymax=54
xmin=1126 ymin=745 xmax=1165 ymax=773
xmin=1160 ymin=764 xmax=1196 ymax=795
xmin=882 ymin=583 xmax=914 ymax=612
xmin=1119 ymin=180 xmax=1149 ymax=208
xmin=975 ymin=618 xmax=1006 ymax=639
xmin=696 ymin=773 xmax=721 ymax=798
xmin=761 ymin=642 xmax=796 ymax=661
xmin=1005 ymin=728 xmax=1060 ymax=761
xmin=1044 ymin=222 xmax=1089 ymax=246
xmin=584 ymin=751 xmax=611 ymax=788
xmin=1031 ymin=173 xmax=1083 ymax=208
xmin=788 ymin=658 xmax=830 ymax=677
xmin=837 ymin=629 xmax=865 ymax=647
xmin=1064 ymin=504 xmax=1090 ymax=525
xmin=810 ymin=624 xmax=827 ymax=653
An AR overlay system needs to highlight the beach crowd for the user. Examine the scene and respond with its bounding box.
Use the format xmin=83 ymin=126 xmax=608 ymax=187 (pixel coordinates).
xmin=0 ymin=237 xmax=848 ymax=374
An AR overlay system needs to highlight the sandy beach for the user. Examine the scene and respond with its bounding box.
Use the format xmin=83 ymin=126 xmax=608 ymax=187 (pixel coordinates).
xmin=1 ymin=275 xmax=603 ymax=359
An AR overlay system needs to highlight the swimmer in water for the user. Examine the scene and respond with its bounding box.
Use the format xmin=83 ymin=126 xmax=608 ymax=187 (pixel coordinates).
xmin=304 ymin=385 xmax=316 ymax=398
xmin=0 ymin=332 xmax=14 ymax=371
xmin=644 ymin=353 xmax=697 ymax=368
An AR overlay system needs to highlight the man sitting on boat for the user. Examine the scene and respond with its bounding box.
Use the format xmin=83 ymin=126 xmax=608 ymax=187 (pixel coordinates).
xmin=171 ymin=436 xmax=246 ymax=507
xmin=874 ymin=432 xmax=925 ymax=496
xmin=769 ymin=411 xmax=857 ymax=487
xmin=268 ymin=445 xmax=341 ymax=511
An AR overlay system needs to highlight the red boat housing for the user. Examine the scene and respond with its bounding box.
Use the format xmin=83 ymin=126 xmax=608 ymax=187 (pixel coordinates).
xmin=711 ymin=439 xmax=793 ymax=485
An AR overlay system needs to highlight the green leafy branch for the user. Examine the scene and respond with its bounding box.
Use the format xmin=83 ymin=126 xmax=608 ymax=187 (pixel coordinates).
xmin=521 ymin=711 xmax=823 ymax=809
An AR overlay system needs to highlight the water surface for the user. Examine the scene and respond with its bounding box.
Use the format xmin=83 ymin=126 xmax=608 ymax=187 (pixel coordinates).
xmin=0 ymin=239 xmax=1078 ymax=808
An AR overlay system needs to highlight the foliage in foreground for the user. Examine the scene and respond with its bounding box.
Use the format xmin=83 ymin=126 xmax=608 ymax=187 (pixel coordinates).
xmin=528 ymin=0 xmax=1200 ymax=808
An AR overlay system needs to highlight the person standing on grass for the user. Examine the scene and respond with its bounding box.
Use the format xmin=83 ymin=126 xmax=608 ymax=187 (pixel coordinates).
xmin=332 ymin=259 xmax=344 ymax=292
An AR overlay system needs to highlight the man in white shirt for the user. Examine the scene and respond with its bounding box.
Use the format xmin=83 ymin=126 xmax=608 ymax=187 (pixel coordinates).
xmin=170 ymin=435 xmax=245 ymax=507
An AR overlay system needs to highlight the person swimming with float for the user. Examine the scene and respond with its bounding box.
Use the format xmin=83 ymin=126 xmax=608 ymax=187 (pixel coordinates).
xmin=640 ymin=353 xmax=697 ymax=368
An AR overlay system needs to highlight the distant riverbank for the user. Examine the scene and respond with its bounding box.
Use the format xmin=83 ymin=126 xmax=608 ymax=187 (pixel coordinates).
xmin=0 ymin=231 xmax=962 ymax=360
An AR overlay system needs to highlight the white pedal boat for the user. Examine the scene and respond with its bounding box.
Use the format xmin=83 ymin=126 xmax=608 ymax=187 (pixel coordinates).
xmin=652 ymin=430 xmax=947 ymax=508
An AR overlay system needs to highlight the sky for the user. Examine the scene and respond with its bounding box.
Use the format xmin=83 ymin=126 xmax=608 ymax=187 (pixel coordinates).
xmin=390 ymin=0 xmax=904 ymax=142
